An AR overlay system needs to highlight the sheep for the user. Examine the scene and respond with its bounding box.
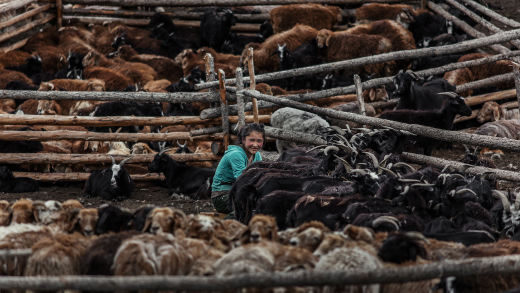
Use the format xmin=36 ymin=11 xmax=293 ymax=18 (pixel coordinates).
xmin=0 ymin=69 xmax=34 ymax=89
xmin=111 ymin=31 xmax=168 ymax=57
xmin=196 ymin=47 xmax=241 ymax=68
xmin=58 ymin=27 xmax=98 ymax=56
xmin=67 ymin=208 xmax=99 ymax=236
xmin=0 ymin=51 xmax=33 ymax=68
xmin=244 ymin=24 xmax=318 ymax=73
xmin=200 ymin=9 xmax=236 ymax=51
xmin=22 ymin=26 xmax=60 ymax=53
xmin=185 ymin=215 xmax=229 ymax=251
xmin=269 ymin=4 xmax=342 ymax=33
xmin=329 ymin=102 xmax=377 ymax=129
xmin=477 ymin=101 xmax=520 ymax=124
xmin=378 ymin=92 xmax=472 ymax=156
xmin=143 ymin=79 xmax=171 ymax=93
xmin=472 ymin=119 xmax=520 ymax=140
xmin=24 ymin=233 xmax=93 ymax=277
xmin=316 ymin=29 xmax=395 ymax=77
xmin=116 ymin=45 xmax=183 ymax=82
xmin=355 ymin=3 xmax=418 ymax=22
xmin=91 ymin=24 xmax=117 ymax=55
xmin=181 ymin=49 xmax=236 ymax=78
xmin=271 ymin=108 xmax=329 ymax=153
xmin=142 ymin=207 xmax=186 ymax=236
xmin=83 ymin=66 xmax=133 ymax=91
xmin=40 ymin=78 xmax=105 ymax=92
xmin=239 ymin=214 xmax=279 ymax=245
xmin=30 ymin=46 xmax=68 ymax=73
xmin=444 ymin=67 xmax=474 ymax=97
xmin=0 ymin=167 xmax=39 ymax=194
xmin=96 ymin=204 xmax=134 ymax=235
xmin=131 ymin=142 xmax=158 ymax=154
xmin=288 ymin=221 xmax=331 ymax=252
xmin=61 ymin=199 xmax=85 ymax=212
xmin=458 ymin=53 xmax=515 ymax=90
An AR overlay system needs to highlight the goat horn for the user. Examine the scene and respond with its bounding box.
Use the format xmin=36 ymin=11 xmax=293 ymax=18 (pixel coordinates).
xmin=449 ymin=190 xmax=456 ymax=197
xmin=158 ymin=147 xmax=173 ymax=156
xmin=324 ymin=146 xmax=339 ymax=156
xmin=176 ymin=140 xmax=182 ymax=147
xmin=306 ymin=145 xmax=328 ymax=153
xmin=363 ymin=152 xmax=379 ymax=168
xmin=438 ymin=92 xmax=458 ymax=98
xmin=462 ymin=144 xmax=471 ymax=155
xmin=411 ymin=183 xmax=435 ymax=187
xmin=441 ymin=165 xmax=453 ymax=173
xmin=183 ymin=140 xmax=187 ymax=147
xmin=456 ymin=188 xmax=477 ymax=196
xmin=119 ymin=156 xmax=133 ymax=167
xmin=492 ymin=190 xmax=511 ymax=213
xmin=481 ymin=171 xmax=496 ymax=181
xmin=334 ymin=155 xmax=352 ymax=173
xmin=406 ymin=231 xmax=431 ymax=245
xmin=372 ymin=217 xmax=399 ymax=230
xmin=350 ymin=169 xmax=367 ymax=176
xmin=393 ymin=162 xmax=415 ymax=173
xmin=514 ymin=189 xmax=520 ymax=211
xmin=473 ymin=146 xmax=480 ymax=155
xmin=330 ymin=126 xmax=346 ymax=136
xmin=398 ymin=179 xmax=421 ymax=183
xmin=432 ymin=203 xmax=442 ymax=210
xmin=450 ymin=174 xmax=466 ymax=180
xmin=379 ymin=166 xmax=397 ymax=178
xmin=400 ymin=185 xmax=410 ymax=195
xmin=109 ymin=155 xmax=116 ymax=165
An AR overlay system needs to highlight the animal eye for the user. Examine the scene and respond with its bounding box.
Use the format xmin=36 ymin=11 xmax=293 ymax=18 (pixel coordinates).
xmin=266 ymin=226 xmax=272 ymax=230
xmin=167 ymin=217 xmax=173 ymax=223
xmin=312 ymin=237 xmax=320 ymax=242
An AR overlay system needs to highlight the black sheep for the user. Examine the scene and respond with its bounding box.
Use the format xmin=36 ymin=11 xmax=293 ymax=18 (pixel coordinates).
xmin=148 ymin=13 xmax=200 ymax=42
xmin=220 ymin=31 xmax=264 ymax=54
xmin=84 ymin=156 xmax=134 ymax=201
xmin=0 ymin=166 xmax=39 ymax=193
xmin=90 ymin=101 xmax=164 ymax=133
xmin=160 ymin=33 xmax=200 ymax=60
xmin=147 ymin=148 xmax=215 ymax=196
xmin=95 ymin=204 xmax=134 ymax=234
xmin=132 ymin=204 xmax=156 ymax=231
xmin=0 ymin=127 xmax=43 ymax=153
xmin=255 ymin=190 xmax=307 ymax=230
xmin=200 ymin=9 xmax=236 ymax=51
xmin=377 ymin=233 xmax=428 ymax=264
xmin=6 ymin=56 xmax=43 ymax=77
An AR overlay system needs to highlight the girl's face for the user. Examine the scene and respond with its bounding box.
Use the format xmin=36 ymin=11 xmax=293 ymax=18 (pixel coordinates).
xmin=243 ymin=131 xmax=264 ymax=155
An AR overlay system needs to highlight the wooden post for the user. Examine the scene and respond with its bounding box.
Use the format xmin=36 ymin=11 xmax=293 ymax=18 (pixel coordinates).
xmin=190 ymin=126 xmax=223 ymax=137
xmin=204 ymin=53 xmax=216 ymax=86
xmin=219 ymin=69 xmax=229 ymax=150
xmin=0 ymin=3 xmax=51 ymax=30
xmin=512 ymin=61 xmax=520 ymax=109
xmin=421 ymin=0 xmax=427 ymax=9
xmin=458 ymin=0 xmax=520 ymax=28
xmin=0 ymin=15 xmax=56 ymax=44
xmin=456 ymin=72 xmax=515 ymax=94
xmin=56 ymin=0 xmax=63 ymax=29
xmin=0 ymin=153 xmax=219 ymax=164
xmin=247 ymin=47 xmax=259 ymax=124
xmin=235 ymin=67 xmax=246 ymax=132
xmin=353 ymin=75 xmax=366 ymax=116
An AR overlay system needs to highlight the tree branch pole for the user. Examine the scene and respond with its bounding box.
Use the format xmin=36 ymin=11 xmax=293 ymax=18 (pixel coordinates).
xmin=219 ymin=69 xmax=230 ymax=149
xmin=458 ymin=0 xmax=520 ymax=28
xmin=0 ymin=14 xmax=56 ymax=44
xmin=0 ymin=36 xmax=30 ymax=54
xmin=401 ymin=152 xmax=520 ymax=182
xmin=0 ymin=89 xmax=230 ymax=103
xmin=0 ymin=249 xmax=32 ymax=258
xmin=0 ymin=3 xmax=51 ymax=30
xmin=56 ymin=0 xmax=62 ymax=29
xmin=354 ymin=75 xmax=366 ymax=116
xmin=190 ymin=126 xmax=223 ymax=137
xmin=444 ymin=0 xmax=520 ymax=50
xmin=512 ymin=62 xmax=520 ymax=109
xmin=12 ymin=172 xmax=164 ymax=182
xmin=235 ymin=67 xmax=246 ymax=131
xmin=0 ymin=114 xmax=271 ymax=127
xmin=0 ymin=153 xmax=219 ymax=164
xmin=456 ymin=73 xmax=515 ymax=94
xmin=264 ymin=126 xmax=326 ymax=146
xmin=195 ymin=25 xmax=520 ymax=90
xmin=247 ymin=48 xmax=260 ymax=124
xmin=428 ymin=1 xmax=509 ymax=54
xmin=3 ymin=255 xmax=520 ymax=290
xmin=0 ymin=0 xmax=35 ymax=14
xmin=244 ymin=90 xmax=520 ymax=152
xmin=0 ymin=131 xmax=226 ymax=142
xmin=62 ymin=0 xmax=417 ymax=7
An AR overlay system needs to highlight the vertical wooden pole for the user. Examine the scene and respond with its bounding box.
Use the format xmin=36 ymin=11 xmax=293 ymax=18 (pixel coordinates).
xmin=354 ymin=74 xmax=366 ymax=116
xmin=235 ymin=67 xmax=246 ymax=132
xmin=247 ymin=47 xmax=259 ymax=124
xmin=204 ymin=53 xmax=215 ymax=87
xmin=421 ymin=0 xmax=427 ymax=9
xmin=56 ymin=0 xmax=63 ymax=29
xmin=219 ymin=69 xmax=229 ymax=150
xmin=512 ymin=60 xmax=520 ymax=110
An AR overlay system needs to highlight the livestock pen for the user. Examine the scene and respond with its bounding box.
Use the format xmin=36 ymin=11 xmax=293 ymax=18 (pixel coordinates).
xmin=3 ymin=0 xmax=520 ymax=292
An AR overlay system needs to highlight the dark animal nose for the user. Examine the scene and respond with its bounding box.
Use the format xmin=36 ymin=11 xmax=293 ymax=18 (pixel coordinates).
xmin=250 ymin=233 xmax=260 ymax=241
xmin=84 ymin=229 xmax=93 ymax=236
xmin=289 ymin=239 xmax=298 ymax=246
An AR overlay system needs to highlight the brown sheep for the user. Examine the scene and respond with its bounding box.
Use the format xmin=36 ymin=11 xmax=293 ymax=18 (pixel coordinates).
xmin=477 ymin=101 xmax=520 ymax=123
xmin=22 ymin=26 xmax=60 ymax=53
xmin=83 ymin=66 xmax=134 ymax=91
xmin=458 ymin=53 xmax=514 ymax=90
xmin=0 ymin=69 xmax=34 ymax=89
xmin=9 ymin=198 xmax=39 ymax=224
xmin=83 ymin=51 xmax=157 ymax=86
xmin=131 ymin=143 xmax=157 ymax=154
xmin=317 ymin=29 xmax=395 ymax=77
xmin=67 ymin=208 xmax=98 ymax=236
xmin=16 ymin=99 xmax=39 ymax=114
xmin=30 ymin=46 xmax=68 ymax=73
xmin=240 ymin=214 xmax=278 ymax=244
xmin=313 ymin=233 xmax=349 ymax=257
xmin=117 ymin=45 xmax=183 ymax=82
xmin=61 ymin=199 xmax=85 ymax=212
xmin=196 ymin=47 xmax=241 ymax=68
xmin=244 ymin=24 xmax=318 ymax=73
xmin=35 ymin=98 xmax=81 ymax=116
xmin=288 ymin=221 xmax=332 ymax=252
xmin=65 ymin=18 xmax=96 ymax=45
xmin=58 ymin=27 xmax=98 ymax=56
xmin=269 ymin=4 xmax=342 ymax=33
xmin=92 ymin=24 xmax=117 ymax=55
xmin=355 ymin=3 xmax=422 ymax=22
xmin=110 ymin=24 xmax=151 ymax=39
xmin=444 ymin=67 xmax=474 ymax=97
xmin=0 ymin=98 xmax=16 ymax=113
xmin=0 ymin=201 xmax=10 ymax=226
xmin=142 ymin=207 xmax=186 ymax=236
xmin=185 ymin=215 xmax=230 ymax=252
xmin=182 ymin=50 xmax=236 ymax=78
xmin=345 ymin=20 xmax=416 ymax=70
xmin=40 ymin=79 xmax=105 ymax=92
xmin=110 ymin=25 xmax=167 ymax=56
xmin=143 ymin=79 xmax=171 ymax=93
xmin=0 ymin=51 xmax=32 ymax=68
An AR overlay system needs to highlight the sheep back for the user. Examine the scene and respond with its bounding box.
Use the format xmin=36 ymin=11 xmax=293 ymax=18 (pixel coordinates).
xmin=473 ymin=119 xmax=520 ymax=140
xmin=355 ymin=3 xmax=414 ymax=21
xmin=269 ymin=4 xmax=342 ymax=34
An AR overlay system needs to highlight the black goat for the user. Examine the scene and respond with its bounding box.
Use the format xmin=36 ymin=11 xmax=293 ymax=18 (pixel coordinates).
xmin=174 ymin=141 xmax=193 ymax=154
xmin=377 ymin=233 xmax=428 ymax=264
xmin=200 ymin=9 xmax=236 ymax=51
xmin=405 ymin=11 xmax=453 ymax=44
xmin=111 ymin=32 xmax=166 ymax=56
xmin=394 ymin=70 xmax=456 ymax=110
xmin=148 ymin=13 xmax=200 ymax=43
xmin=6 ymin=56 xmax=43 ymax=77
xmin=259 ymin=20 xmax=274 ymax=39
xmin=95 ymin=204 xmax=134 ymax=234
xmin=379 ymin=92 xmax=472 ymax=155
xmin=5 ymin=81 xmax=38 ymax=91
xmin=275 ymin=43 xmax=321 ymax=91
xmin=161 ymin=33 xmax=200 ymax=60
xmin=90 ymin=101 xmax=164 ymax=133
xmin=55 ymin=51 xmax=84 ymax=79
xmin=147 ymin=148 xmax=215 ymax=196
xmin=0 ymin=127 xmax=43 ymax=153
xmin=411 ymin=54 xmax=464 ymax=72
xmin=220 ymin=31 xmax=264 ymax=55
xmin=30 ymin=72 xmax=55 ymax=86
xmin=84 ymin=157 xmax=134 ymax=201
xmin=0 ymin=166 xmax=39 ymax=193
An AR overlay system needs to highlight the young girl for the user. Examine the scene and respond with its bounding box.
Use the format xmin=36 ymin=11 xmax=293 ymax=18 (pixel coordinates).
xmin=211 ymin=123 xmax=265 ymax=218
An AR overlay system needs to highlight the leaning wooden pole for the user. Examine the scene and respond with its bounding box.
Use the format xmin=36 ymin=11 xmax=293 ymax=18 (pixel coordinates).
xmin=235 ymin=67 xmax=246 ymax=131
xmin=354 ymin=75 xmax=366 ymax=116
xmin=56 ymin=0 xmax=63 ymax=29
xmin=218 ymin=69 xmax=230 ymax=150
xmin=456 ymin=73 xmax=515 ymax=94
xmin=244 ymin=90 xmax=520 ymax=152
xmin=458 ymin=0 xmax=520 ymax=28
xmin=247 ymin=47 xmax=259 ymax=124
xmin=512 ymin=61 xmax=520 ymax=109
xmin=0 ymin=3 xmax=51 ymax=31
xmin=0 ymin=15 xmax=56 ymax=44
xmin=195 ymin=26 xmax=520 ymax=90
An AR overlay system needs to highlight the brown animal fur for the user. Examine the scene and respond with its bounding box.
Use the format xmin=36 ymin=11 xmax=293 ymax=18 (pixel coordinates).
xmin=181 ymin=50 xmax=236 ymax=78
xmin=355 ymin=3 xmax=416 ymax=21
xmin=143 ymin=207 xmax=186 ymax=236
xmin=41 ymin=79 xmax=106 ymax=92
xmin=240 ymin=214 xmax=279 ymax=245
xmin=68 ymin=208 xmax=98 ymax=236
xmin=22 ymin=26 xmax=60 ymax=53
xmin=444 ymin=67 xmax=474 ymax=97
xmin=16 ymin=99 xmax=38 ymax=114
xmin=0 ymin=69 xmax=34 ymax=89
xmin=317 ymin=29 xmax=395 ymax=77
xmin=270 ymin=4 xmax=342 ymax=33
xmin=197 ymin=47 xmax=241 ymax=68
xmin=30 ymin=46 xmax=68 ymax=73
xmin=61 ymin=199 xmax=85 ymax=212
xmin=83 ymin=66 xmax=134 ymax=91
xmin=143 ymin=79 xmax=171 ymax=93
xmin=58 ymin=27 xmax=98 ymax=56
xmin=458 ymin=53 xmax=514 ymax=90
xmin=117 ymin=45 xmax=183 ymax=82
xmin=92 ymin=24 xmax=117 ymax=54
xmin=244 ymin=25 xmax=318 ymax=73
xmin=288 ymin=221 xmax=331 ymax=252
xmin=0 ymin=51 xmax=32 ymax=68
xmin=9 ymin=198 xmax=39 ymax=224
xmin=477 ymin=101 xmax=520 ymax=123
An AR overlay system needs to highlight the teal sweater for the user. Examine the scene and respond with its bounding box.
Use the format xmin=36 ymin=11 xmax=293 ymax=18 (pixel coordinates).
xmin=211 ymin=145 xmax=262 ymax=192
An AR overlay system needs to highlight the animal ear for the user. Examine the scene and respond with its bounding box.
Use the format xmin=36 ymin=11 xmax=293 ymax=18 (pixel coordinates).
xmin=142 ymin=215 xmax=152 ymax=232
xmin=172 ymin=209 xmax=187 ymax=230
xmin=369 ymin=89 xmax=376 ymax=101
xmin=32 ymin=206 xmax=40 ymax=223
xmin=67 ymin=208 xmax=81 ymax=233
xmin=271 ymin=224 xmax=278 ymax=242
xmin=493 ymin=107 xmax=501 ymax=121
xmin=325 ymin=35 xmax=331 ymax=47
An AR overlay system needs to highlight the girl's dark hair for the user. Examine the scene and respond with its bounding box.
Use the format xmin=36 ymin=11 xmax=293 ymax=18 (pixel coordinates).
xmin=235 ymin=123 xmax=266 ymax=146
